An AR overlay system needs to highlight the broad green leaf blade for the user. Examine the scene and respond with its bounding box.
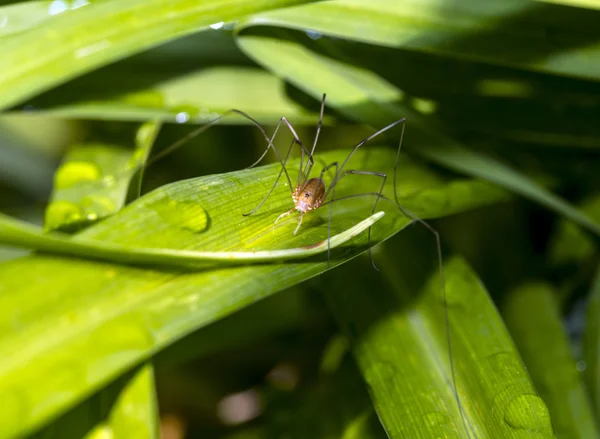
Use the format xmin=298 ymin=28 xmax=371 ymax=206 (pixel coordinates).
xmin=0 ymin=148 xmax=508 ymax=438
xmin=584 ymin=267 xmax=600 ymax=416
xmin=241 ymin=0 xmax=600 ymax=81
xmin=0 ymin=148 xmax=508 ymax=266
xmin=26 ymin=66 xmax=322 ymax=125
xmin=0 ymin=0 xmax=318 ymax=110
xmin=549 ymin=194 xmax=600 ymax=267
xmin=0 ymin=210 xmax=384 ymax=266
xmin=44 ymin=143 xmax=136 ymax=232
xmin=109 ymin=364 xmax=159 ymax=439
xmin=503 ymin=282 xmax=599 ymax=438
xmin=0 ymin=1 xmax=50 ymax=38
xmin=327 ymin=232 xmax=553 ymax=438
xmin=235 ymin=27 xmax=600 ymax=237
xmin=28 ymin=363 xmax=159 ymax=439
xmin=44 ymin=119 xmax=161 ymax=233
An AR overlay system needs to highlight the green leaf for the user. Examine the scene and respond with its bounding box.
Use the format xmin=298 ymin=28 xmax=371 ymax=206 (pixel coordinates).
xmin=0 ymin=2 xmax=50 ymax=38
xmin=503 ymin=282 xmax=599 ymax=438
xmin=0 ymin=147 xmax=507 ymax=438
xmin=549 ymin=194 xmax=600 ymax=267
xmin=0 ymin=0 xmax=318 ymax=110
xmin=327 ymin=230 xmax=554 ymax=438
xmin=235 ymin=17 xmax=600 ymax=237
xmin=240 ymin=0 xmax=600 ymax=81
xmin=0 ymin=148 xmax=507 ymax=266
xmin=44 ymin=121 xmax=161 ymax=232
xmin=28 ymin=363 xmax=159 ymax=439
xmin=108 ymin=364 xmax=159 ymax=439
xmin=27 ymin=65 xmax=322 ymax=125
xmin=584 ymin=267 xmax=600 ymax=416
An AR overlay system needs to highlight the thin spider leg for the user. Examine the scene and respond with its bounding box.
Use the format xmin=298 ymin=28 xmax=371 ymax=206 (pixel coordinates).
xmin=242 ymin=136 xmax=297 ymax=217
xmin=321 ymin=190 xmax=469 ymax=436
xmin=317 ymin=160 xmax=339 ymax=268
xmin=249 ymin=115 xmax=314 ymax=171
xmin=324 ymin=170 xmax=387 ymax=270
xmin=144 ymin=110 xmax=263 ymax=173
xmin=299 ymin=93 xmax=327 ymax=187
xmin=336 ymin=118 xmax=406 ymax=178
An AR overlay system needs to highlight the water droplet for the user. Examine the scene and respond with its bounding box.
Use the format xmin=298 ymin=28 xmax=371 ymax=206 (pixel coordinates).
xmin=54 ymin=161 xmax=100 ymax=189
xmin=170 ymin=105 xmax=199 ymax=123
xmin=149 ymin=198 xmax=208 ymax=233
xmin=71 ymin=0 xmax=89 ymax=9
xmin=175 ymin=112 xmax=189 ymax=124
xmin=210 ymin=21 xmax=224 ymax=30
xmin=45 ymin=201 xmax=84 ymax=231
xmin=576 ymin=360 xmax=587 ymax=372
xmin=80 ymin=194 xmax=117 ymax=217
xmin=503 ymin=394 xmax=552 ymax=433
xmin=305 ymin=29 xmax=322 ymax=40
xmin=48 ymin=0 xmax=68 ymax=15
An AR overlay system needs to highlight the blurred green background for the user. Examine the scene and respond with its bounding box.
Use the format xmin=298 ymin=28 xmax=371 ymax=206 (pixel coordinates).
xmin=1 ymin=1 xmax=600 ymax=438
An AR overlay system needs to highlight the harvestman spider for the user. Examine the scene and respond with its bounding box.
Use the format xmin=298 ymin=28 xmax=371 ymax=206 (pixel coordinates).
xmin=235 ymin=94 xmax=467 ymax=435
xmin=134 ymin=94 xmax=466 ymax=434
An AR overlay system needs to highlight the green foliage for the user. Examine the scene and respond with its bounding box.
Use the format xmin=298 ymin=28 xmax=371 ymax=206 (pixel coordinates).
xmin=1 ymin=1 xmax=599 ymax=438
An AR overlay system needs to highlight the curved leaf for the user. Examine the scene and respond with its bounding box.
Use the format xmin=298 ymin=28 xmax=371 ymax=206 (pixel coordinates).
xmin=584 ymin=267 xmax=600 ymax=416
xmin=503 ymin=282 xmax=599 ymax=438
xmin=241 ymin=0 xmax=600 ymax=81
xmin=0 ymin=0 xmax=318 ymax=110
xmin=0 ymin=147 xmax=507 ymax=438
xmin=327 ymin=231 xmax=553 ymax=438
xmin=235 ymin=15 xmax=600 ymax=237
xmin=26 ymin=66 xmax=322 ymax=125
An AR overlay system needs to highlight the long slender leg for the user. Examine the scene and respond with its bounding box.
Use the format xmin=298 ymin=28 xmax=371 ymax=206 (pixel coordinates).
xmin=274 ymin=207 xmax=295 ymax=225
xmin=243 ymin=115 xmax=320 ymax=217
xmin=316 ymin=161 xmax=339 ymax=266
xmin=321 ymin=192 xmax=468 ymax=436
xmin=322 ymin=169 xmax=386 ymax=270
xmin=293 ymin=213 xmax=304 ymax=235
xmin=335 ymin=118 xmax=406 ymax=178
xmin=298 ymin=94 xmax=327 ymax=188
xmin=136 ymin=110 xmax=313 ymax=202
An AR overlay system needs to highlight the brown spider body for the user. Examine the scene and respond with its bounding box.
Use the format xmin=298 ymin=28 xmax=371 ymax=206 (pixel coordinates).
xmin=276 ymin=177 xmax=327 ymax=235
xmin=292 ymin=178 xmax=326 ymax=214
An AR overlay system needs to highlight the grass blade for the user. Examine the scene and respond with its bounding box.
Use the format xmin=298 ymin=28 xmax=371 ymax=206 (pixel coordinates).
xmin=0 ymin=147 xmax=508 ymax=438
xmin=235 ymin=28 xmax=600 ymax=237
xmin=327 ymin=231 xmax=553 ymax=438
xmin=0 ymin=0 xmax=318 ymax=110
xmin=503 ymin=282 xmax=599 ymax=438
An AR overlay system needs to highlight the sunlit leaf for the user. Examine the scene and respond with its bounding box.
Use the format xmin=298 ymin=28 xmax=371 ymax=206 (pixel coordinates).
xmin=327 ymin=230 xmax=553 ymax=438
xmin=503 ymin=282 xmax=599 ymax=438
xmin=0 ymin=147 xmax=508 ymax=438
xmin=0 ymin=0 xmax=318 ymax=110
xmin=235 ymin=16 xmax=600 ymax=237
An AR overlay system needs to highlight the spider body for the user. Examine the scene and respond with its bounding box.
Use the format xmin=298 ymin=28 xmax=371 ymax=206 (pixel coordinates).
xmin=292 ymin=177 xmax=326 ymax=214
